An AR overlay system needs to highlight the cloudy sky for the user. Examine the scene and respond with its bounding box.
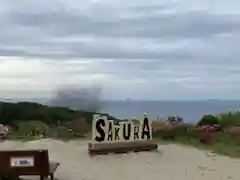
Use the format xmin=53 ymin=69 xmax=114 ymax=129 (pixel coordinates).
xmin=0 ymin=0 xmax=240 ymax=100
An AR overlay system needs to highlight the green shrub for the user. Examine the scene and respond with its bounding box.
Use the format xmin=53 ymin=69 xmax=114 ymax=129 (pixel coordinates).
xmin=16 ymin=121 xmax=49 ymax=137
xmin=218 ymin=111 xmax=240 ymax=127
xmin=197 ymin=131 xmax=216 ymax=144
xmin=56 ymin=125 xmax=72 ymax=138
xmin=197 ymin=114 xmax=220 ymax=126
xmin=153 ymin=124 xmax=190 ymax=140
xmin=159 ymin=129 xmax=176 ymax=140
xmin=64 ymin=118 xmax=90 ymax=136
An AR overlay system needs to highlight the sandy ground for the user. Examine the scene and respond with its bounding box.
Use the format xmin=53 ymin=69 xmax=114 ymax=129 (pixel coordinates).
xmin=1 ymin=139 xmax=240 ymax=180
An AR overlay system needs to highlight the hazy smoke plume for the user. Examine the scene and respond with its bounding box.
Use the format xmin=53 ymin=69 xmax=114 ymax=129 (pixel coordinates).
xmin=50 ymin=86 xmax=102 ymax=112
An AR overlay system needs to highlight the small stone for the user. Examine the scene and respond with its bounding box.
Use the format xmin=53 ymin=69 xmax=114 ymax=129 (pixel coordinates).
xmin=205 ymin=152 xmax=217 ymax=157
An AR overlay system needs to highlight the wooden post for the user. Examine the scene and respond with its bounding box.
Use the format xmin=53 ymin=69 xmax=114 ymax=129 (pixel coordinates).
xmin=40 ymin=175 xmax=44 ymax=180
xmin=50 ymin=174 xmax=54 ymax=180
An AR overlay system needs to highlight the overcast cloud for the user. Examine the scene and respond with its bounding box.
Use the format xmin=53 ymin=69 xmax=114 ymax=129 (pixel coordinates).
xmin=0 ymin=0 xmax=240 ymax=100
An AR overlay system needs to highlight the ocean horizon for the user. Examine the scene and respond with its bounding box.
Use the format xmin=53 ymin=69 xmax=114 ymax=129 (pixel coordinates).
xmin=2 ymin=99 xmax=240 ymax=123
xmin=99 ymin=100 xmax=240 ymax=123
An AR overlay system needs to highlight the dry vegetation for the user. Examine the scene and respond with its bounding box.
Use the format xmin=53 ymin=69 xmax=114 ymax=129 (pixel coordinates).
xmin=2 ymin=101 xmax=240 ymax=158
xmin=152 ymin=113 xmax=240 ymax=158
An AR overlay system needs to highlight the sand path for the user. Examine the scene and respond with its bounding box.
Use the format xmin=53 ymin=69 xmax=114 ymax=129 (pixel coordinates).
xmin=0 ymin=139 xmax=239 ymax=180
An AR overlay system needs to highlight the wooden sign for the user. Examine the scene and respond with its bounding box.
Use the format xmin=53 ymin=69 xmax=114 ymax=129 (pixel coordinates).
xmin=92 ymin=114 xmax=152 ymax=143
xmin=10 ymin=156 xmax=35 ymax=167
xmin=89 ymin=114 xmax=157 ymax=154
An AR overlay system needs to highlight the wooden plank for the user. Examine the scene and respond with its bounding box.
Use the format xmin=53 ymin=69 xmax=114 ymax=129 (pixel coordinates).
xmin=88 ymin=141 xmax=158 ymax=155
xmin=49 ymin=162 xmax=60 ymax=174
xmin=89 ymin=140 xmax=156 ymax=149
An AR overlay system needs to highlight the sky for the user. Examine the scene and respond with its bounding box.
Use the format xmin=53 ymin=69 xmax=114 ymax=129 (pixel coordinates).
xmin=0 ymin=0 xmax=240 ymax=100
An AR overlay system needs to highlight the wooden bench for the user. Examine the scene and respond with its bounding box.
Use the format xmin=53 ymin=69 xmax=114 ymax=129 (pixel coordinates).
xmin=0 ymin=149 xmax=60 ymax=180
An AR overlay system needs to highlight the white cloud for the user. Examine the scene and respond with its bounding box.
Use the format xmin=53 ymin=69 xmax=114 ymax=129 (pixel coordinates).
xmin=0 ymin=0 xmax=240 ymax=100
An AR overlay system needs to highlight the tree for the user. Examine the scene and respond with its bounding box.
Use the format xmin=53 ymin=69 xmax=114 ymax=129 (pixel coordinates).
xmin=197 ymin=114 xmax=220 ymax=126
xmin=0 ymin=101 xmax=116 ymax=126
xmin=17 ymin=120 xmax=49 ymax=137
xmin=64 ymin=118 xmax=90 ymax=137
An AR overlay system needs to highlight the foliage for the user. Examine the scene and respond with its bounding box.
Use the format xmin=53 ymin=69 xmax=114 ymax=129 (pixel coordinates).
xmin=197 ymin=114 xmax=220 ymax=126
xmin=152 ymin=111 xmax=240 ymax=157
xmin=227 ymin=126 xmax=240 ymax=140
xmin=64 ymin=118 xmax=89 ymax=137
xmin=152 ymin=120 xmax=190 ymax=139
xmin=56 ymin=125 xmax=72 ymax=138
xmin=0 ymin=101 xmax=115 ymax=126
xmin=16 ymin=120 xmax=49 ymax=136
xmin=217 ymin=111 xmax=240 ymax=127
xmin=3 ymin=100 xmax=240 ymax=158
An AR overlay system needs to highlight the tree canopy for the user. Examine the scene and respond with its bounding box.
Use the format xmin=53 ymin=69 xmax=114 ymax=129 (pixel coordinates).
xmin=0 ymin=101 xmax=115 ymax=126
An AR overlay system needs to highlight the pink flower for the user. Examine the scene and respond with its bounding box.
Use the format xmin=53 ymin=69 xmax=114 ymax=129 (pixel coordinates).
xmin=198 ymin=124 xmax=217 ymax=131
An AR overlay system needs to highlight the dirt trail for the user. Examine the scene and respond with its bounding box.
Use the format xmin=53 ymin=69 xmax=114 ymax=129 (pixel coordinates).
xmin=1 ymin=139 xmax=239 ymax=180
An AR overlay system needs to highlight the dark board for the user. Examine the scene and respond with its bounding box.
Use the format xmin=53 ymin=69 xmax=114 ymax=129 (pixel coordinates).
xmin=88 ymin=141 xmax=158 ymax=155
xmin=0 ymin=149 xmax=50 ymax=176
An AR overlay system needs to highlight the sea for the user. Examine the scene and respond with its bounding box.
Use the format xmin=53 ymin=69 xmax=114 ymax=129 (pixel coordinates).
xmin=99 ymin=100 xmax=240 ymax=123
xmin=3 ymin=99 xmax=240 ymax=123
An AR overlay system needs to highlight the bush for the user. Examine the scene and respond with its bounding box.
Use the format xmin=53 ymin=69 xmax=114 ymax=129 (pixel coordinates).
xmin=197 ymin=114 xmax=220 ymax=126
xmin=197 ymin=131 xmax=215 ymax=144
xmin=218 ymin=111 xmax=240 ymax=127
xmin=227 ymin=126 xmax=240 ymax=140
xmin=56 ymin=125 xmax=72 ymax=138
xmin=152 ymin=122 xmax=191 ymax=140
xmin=0 ymin=101 xmax=113 ymax=126
xmin=16 ymin=121 xmax=49 ymax=137
xmin=64 ymin=118 xmax=90 ymax=136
